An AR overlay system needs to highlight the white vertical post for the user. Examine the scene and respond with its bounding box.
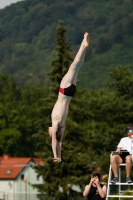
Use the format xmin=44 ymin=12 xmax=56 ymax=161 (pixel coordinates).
xmin=131 ymin=139 xmax=133 ymax=162
xmin=118 ymin=166 xmax=121 ymax=200
xmin=5 ymin=192 xmax=8 ymax=200
xmin=106 ymin=165 xmax=112 ymax=200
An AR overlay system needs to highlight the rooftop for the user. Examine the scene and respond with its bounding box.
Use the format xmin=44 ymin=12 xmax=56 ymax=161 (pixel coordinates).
xmin=0 ymin=155 xmax=43 ymax=179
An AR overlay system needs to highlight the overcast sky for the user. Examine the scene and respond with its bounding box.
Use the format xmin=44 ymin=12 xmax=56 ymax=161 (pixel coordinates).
xmin=0 ymin=0 xmax=23 ymax=9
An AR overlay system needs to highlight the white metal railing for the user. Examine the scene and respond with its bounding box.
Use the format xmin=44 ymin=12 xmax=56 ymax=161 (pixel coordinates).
xmin=0 ymin=191 xmax=45 ymax=200
xmin=106 ymin=153 xmax=133 ymax=200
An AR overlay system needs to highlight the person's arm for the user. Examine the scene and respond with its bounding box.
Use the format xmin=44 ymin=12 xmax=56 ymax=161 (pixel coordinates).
xmin=116 ymin=147 xmax=121 ymax=152
xmin=96 ymin=183 xmax=106 ymax=198
xmin=94 ymin=177 xmax=107 ymax=198
xmin=56 ymin=141 xmax=62 ymax=161
xmin=83 ymin=183 xmax=91 ymax=197
xmin=83 ymin=177 xmax=94 ymax=197
xmin=56 ymin=127 xmax=65 ymax=161
xmin=49 ymin=127 xmax=58 ymax=160
xmin=48 ymin=127 xmax=52 ymax=138
xmin=115 ymin=138 xmax=123 ymax=152
xmin=52 ymin=136 xmax=57 ymax=159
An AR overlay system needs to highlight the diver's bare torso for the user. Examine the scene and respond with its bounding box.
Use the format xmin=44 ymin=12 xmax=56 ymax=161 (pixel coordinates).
xmin=51 ymin=92 xmax=72 ymax=127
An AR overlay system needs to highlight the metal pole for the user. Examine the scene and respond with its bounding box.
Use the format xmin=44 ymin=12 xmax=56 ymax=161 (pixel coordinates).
xmin=118 ymin=166 xmax=121 ymax=200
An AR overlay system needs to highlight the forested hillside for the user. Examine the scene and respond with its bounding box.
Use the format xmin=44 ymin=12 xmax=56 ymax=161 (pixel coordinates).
xmin=0 ymin=0 xmax=133 ymax=89
xmin=1 ymin=6 xmax=133 ymax=198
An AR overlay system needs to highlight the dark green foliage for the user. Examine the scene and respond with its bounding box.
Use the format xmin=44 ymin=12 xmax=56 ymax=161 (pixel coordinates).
xmin=106 ymin=66 xmax=133 ymax=99
xmin=33 ymin=90 xmax=94 ymax=200
xmin=32 ymin=21 xmax=93 ymax=199
xmin=33 ymin=65 xmax=133 ymax=198
xmin=1 ymin=62 xmax=133 ymax=197
xmin=47 ymin=20 xmax=72 ymax=94
xmin=1 ymin=0 xmax=133 ymax=196
xmin=32 ymin=20 xmax=132 ymax=200
xmin=0 ymin=0 xmax=133 ymax=89
xmin=0 ymin=74 xmax=49 ymax=156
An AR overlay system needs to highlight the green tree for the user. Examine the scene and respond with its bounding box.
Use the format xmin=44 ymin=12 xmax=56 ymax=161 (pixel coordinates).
xmin=0 ymin=74 xmax=49 ymax=156
xmin=106 ymin=65 xmax=133 ymax=99
xmin=47 ymin=20 xmax=73 ymax=94
xmin=89 ymin=65 xmax=133 ymax=174
xmin=1 ymin=0 xmax=133 ymax=89
xmin=33 ymin=21 xmax=92 ymax=200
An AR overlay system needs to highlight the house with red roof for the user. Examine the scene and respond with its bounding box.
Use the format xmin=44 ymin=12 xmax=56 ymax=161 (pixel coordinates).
xmin=0 ymin=155 xmax=44 ymax=200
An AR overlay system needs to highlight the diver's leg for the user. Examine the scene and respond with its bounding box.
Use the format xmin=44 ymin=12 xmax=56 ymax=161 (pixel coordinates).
xmin=60 ymin=32 xmax=90 ymax=87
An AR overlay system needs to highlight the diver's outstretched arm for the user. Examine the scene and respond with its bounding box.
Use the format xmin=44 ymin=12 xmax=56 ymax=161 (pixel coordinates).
xmin=49 ymin=127 xmax=58 ymax=159
xmin=52 ymin=141 xmax=62 ymax=162
xmin=56 ymin=127 xmax=65 ymax=162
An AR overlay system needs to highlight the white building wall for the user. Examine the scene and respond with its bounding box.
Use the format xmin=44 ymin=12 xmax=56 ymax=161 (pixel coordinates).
xmin=0 ymin=161 xmax=44 ymax=200
xmin=0 ymin=180 xmax=14 ymax=199
xmin=15 ymin=161 xmax=43 ymax=193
